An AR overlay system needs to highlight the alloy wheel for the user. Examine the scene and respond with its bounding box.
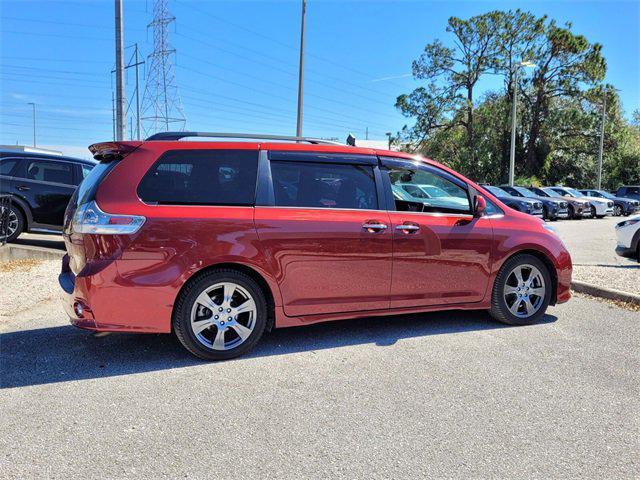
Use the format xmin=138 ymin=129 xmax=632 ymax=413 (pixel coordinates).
xmin=190 ymin=282 xmax=257 ymax=351
xmin=1 ymin=208 xmax=18 ymax=240
xmin=614 ymin=205 xmax=623 ymax=216
xmin=503 ymin=264 xmax=546 ymax=319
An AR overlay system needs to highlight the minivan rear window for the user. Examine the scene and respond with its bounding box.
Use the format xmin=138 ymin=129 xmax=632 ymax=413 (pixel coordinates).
xmin=138 ymin=150 xmax=258 ymax=206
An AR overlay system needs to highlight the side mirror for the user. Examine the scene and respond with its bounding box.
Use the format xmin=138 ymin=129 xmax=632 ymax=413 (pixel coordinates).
xmin=474 ymin=195 xmax=487 ymax=217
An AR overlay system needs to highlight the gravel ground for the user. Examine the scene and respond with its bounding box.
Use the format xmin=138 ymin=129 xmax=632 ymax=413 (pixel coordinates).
xmin=0 ymin=258 xmax=60 ymax=318
xmin=552 ymin=216 xmax=639 ymax=295
xmin=573 ymin=264 xmax=640 ymax=295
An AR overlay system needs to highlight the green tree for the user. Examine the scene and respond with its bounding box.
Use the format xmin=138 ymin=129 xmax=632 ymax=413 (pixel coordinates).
xmin=396 ymin=12 xmax=502 ymax=177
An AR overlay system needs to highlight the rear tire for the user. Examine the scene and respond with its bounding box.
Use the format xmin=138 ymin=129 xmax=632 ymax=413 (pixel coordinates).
xmin=489 ymin=254 xmax=552 ymax=326
xmin=173 ymin=269 xmax=268 ymax=360
xmin=1 ymin=204 xmax=24 ymax=243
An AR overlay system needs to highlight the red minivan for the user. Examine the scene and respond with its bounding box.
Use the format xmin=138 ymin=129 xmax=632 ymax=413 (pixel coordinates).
xmin=59 ymin=132 xmax=572 ymax=360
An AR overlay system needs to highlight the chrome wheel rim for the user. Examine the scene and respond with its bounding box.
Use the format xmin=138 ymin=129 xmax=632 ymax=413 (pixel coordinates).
xmin=615 ymin=205 xmax=622 ymax=216
xmin=190 ymin=282 xmax=257 ymax=351
xmin=1 ymin=208 xmax=18 ymax=239
xmin=503 ymin=264 xmax=546 ymax=318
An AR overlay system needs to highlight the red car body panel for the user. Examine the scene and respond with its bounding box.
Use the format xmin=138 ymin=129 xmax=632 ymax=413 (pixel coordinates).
xmin=61 ymin=141 xmax=572 ymax=334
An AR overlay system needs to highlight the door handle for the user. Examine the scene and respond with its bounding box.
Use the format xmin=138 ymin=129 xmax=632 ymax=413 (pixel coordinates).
xmin=395 ymin=224 xmax=420 ymax=233
xmin=16 ymin=185 xmax=30 ymax=191
xmin=362 ymin=222 xmax=388 ymax=233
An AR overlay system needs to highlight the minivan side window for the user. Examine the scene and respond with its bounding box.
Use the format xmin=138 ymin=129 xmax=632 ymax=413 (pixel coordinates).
xmin=138 ymin=150 xmax=259 ymax=205
xmin=382 ymin=158 xmax=471 ymax=214
xmin=270 ymin=161 xmax=378 ymax=210
xmin=20 ymin=159 xmax=74 ymax=185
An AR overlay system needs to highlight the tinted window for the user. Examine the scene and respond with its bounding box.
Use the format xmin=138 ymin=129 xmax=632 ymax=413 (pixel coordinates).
xmin=138 ymin=150 xmax=258 ymax=205
xmin=384 ymin=160 xmax=470 ymax=214
xmin=21 ymin=160 xmax=74 ymax=185
xmin=81 ymin=164 xmax=94 ymax=179
xmin=271 ymin=161 xmax=378 ymax=210
xmin=0 ymin=159 xmax=18 ymax=175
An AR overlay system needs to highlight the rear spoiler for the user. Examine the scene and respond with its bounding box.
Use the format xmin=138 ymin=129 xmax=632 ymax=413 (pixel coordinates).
xmin=88 ymin=141 xmax=142 ymax=162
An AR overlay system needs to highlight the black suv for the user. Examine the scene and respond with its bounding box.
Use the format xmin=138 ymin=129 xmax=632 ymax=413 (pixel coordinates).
xmin=0 ymin=148 xmax=96 ymax=241
xmin=615 ymin=186 xmax=640 ymax=201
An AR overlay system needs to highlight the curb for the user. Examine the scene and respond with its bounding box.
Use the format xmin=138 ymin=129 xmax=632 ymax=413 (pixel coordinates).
xmin=571 ymin=280 xmax=640 ymax=306
xmin=0 ymin=244 xmax=64 ymax=262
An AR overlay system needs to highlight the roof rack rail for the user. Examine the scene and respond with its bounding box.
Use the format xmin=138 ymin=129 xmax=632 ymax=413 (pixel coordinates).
xmin=144 ymin=131 xmax=344 ymax=145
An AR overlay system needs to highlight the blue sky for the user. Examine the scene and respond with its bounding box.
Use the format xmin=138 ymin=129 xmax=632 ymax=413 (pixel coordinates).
xmin=1 ymin=0 xmax=638 ymax=158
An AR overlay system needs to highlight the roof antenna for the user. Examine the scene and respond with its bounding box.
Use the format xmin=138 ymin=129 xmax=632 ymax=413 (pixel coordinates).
xmin=346 ymin=134 xmax=356 ymax=146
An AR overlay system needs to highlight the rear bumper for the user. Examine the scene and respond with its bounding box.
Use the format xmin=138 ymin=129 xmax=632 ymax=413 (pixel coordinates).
xmin=59 ymin=253 xmax=171 ymax=333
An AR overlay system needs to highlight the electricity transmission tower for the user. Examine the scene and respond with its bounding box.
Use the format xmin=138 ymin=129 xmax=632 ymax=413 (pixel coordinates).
xmin=140 ymin=0 xmax=186 ymax=136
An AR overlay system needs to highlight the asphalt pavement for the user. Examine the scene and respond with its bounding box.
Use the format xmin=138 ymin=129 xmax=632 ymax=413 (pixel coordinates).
xmin=1 ymin=293 xmax=638 ymax=479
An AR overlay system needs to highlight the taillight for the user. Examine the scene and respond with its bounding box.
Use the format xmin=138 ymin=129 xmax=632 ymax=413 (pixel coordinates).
xmin=72 ymin=201 xmax=145 ymax=235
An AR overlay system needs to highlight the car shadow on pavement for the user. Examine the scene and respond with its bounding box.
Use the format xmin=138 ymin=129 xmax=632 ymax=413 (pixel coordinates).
xmin=1 ymin=310 xmax=557 ymax=389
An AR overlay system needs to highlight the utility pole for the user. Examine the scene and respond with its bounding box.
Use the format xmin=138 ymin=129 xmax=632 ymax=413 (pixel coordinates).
xmin=114 ymin=0 xmax=126 ymax=141
xmin=597 ymin=86 xmax=607 ymax=190
xmin=385 ymin=132 xmax=392 ymax=150
xmin=27 ymin=102 xmax=36 ymax=147
xmin=508 ymin=60 xmax=536 ymax=186
xmin=295 ymin=0 xmax=306 ymax=137
xmin=111 ymin=91 xmax=116 ymax=141
xmin=508 ymin=67 xmax=518 ymax=187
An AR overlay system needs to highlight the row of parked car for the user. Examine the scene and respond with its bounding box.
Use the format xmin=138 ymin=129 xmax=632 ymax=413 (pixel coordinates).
xmin=480 ymin=184 xmax=640 ymax=221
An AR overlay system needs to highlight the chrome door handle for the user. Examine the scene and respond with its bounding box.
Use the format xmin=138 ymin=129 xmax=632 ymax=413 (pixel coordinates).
xmin=362 ymin=223 xmax=388 ymax=232
xmin=16 ymin=185 xmax=30 ymax=191
xmin=396 ymin=224 xmax=420 ymax=232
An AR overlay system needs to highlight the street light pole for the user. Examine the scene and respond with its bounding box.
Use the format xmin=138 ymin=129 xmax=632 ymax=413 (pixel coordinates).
xmin=295 ymin=0 xmax=306 ymax=137
xmin=596 ymin=86 xmax=607 ymax=190
xmin=509 ymin=67 xmax=519 ymax=186
xmin=27 ymin=102 xmax=36 ymax=147
xmin=508 ymin=61 xmax=536 ymax=186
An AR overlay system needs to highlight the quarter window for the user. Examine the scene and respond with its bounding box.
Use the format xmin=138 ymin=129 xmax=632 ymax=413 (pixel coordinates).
xmin=384 ymin=159 xmax=471 ymax=214
xmin=23 ymin=160 xmax=74 ymax=185
xmin=270 ymin=161 xmax=378 ymax=210
xmin=138 ymin=150 xmax=258 ymax=205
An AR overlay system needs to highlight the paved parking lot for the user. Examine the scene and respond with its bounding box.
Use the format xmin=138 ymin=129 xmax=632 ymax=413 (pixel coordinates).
xmin=2 ymin=216 xmax=638 ymax=479
xmin=1 ymin=272 xmax=639 ymax=478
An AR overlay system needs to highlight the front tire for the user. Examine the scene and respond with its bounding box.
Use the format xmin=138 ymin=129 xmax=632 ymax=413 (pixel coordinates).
xmin=173 ymin=269 xmax=268 ymax=360
xmin=0 ymin=204 xmax=24 ymax=243
xmin=614 ymin=205 xmax=623 ymax=216
xmin=489 ymin=254 xmax=552 ymax=326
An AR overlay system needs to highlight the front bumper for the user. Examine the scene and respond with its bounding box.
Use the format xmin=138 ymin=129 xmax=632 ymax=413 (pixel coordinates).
xmin=615 ymin=245 xmax=637 ymax=259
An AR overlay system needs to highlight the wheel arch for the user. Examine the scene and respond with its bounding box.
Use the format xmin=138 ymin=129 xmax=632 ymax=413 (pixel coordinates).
xmin=174 ymin=261 xmax=278 ymax=332
xmin=496 ymin=249 xmax=559 ymax=305
xmin=6 ymin=195 xmax=32 ymax=229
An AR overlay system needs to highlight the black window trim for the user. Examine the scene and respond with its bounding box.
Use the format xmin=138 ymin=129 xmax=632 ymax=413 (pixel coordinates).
xmin=257 ymin=150 xmax=384 ymax=211
xmin=137 ymin=148 xmax=260 ymax=207
xmin=379 ymin=155 xmax=475 ymax=216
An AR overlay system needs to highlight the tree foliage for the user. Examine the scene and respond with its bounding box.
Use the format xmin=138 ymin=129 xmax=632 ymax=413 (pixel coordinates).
xmin=396 ymin=10 xmax=638 ymax=189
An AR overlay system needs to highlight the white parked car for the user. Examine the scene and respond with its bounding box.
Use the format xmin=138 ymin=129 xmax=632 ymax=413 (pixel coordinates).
xmin=615 ymin=214 xmax=640 ymax=261
xmin=550 ymin=187 xmax=614 ymax=218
